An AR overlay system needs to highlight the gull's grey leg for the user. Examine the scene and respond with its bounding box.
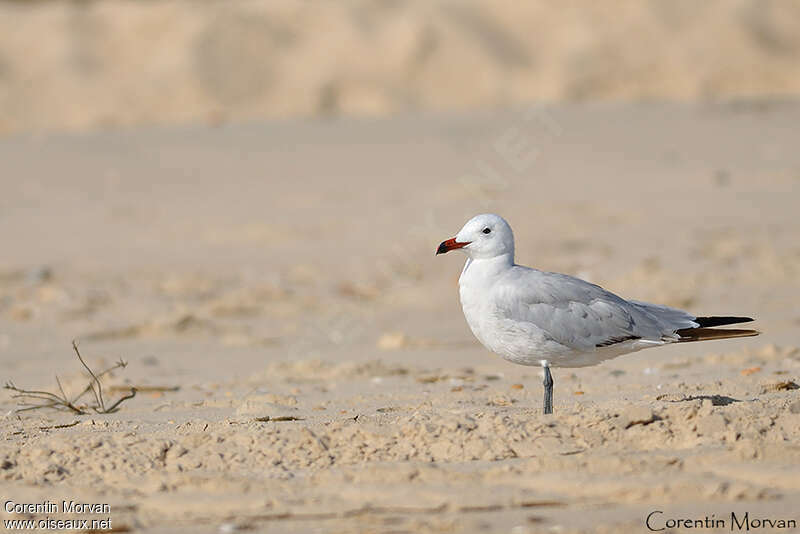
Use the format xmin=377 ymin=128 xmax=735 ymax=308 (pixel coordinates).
xmin=543 ymin=366 xmax=554 ymax=415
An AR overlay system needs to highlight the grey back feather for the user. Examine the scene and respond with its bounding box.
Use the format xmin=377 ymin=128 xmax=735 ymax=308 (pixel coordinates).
xmin=493 ymin=266 xmax=698 ymax=352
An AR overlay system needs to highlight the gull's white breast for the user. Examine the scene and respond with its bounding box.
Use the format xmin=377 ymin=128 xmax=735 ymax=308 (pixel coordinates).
xmin=458 ymin=258 xmax=573 ymax=366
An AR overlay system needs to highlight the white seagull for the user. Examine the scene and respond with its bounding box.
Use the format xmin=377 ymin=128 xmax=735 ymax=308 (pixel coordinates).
xmin=437 ymin=214 xmax=758 ymax=414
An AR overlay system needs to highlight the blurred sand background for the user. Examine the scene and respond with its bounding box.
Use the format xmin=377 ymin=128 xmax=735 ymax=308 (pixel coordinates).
xmin=1 ymin=2 xmax=800 ymax=533
xmin=2 ymin=0 xmax=800 ymax=134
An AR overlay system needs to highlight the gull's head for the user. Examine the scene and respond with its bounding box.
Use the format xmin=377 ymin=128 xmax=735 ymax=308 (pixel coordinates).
xmin=436 ymin=213 xmax=514 ymax=260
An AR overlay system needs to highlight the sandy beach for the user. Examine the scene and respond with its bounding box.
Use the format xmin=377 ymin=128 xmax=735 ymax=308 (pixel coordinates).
xmin=2 ymin=1 xmax=800 ymax=136
xmin=1 ymin=102 xmax=799 ymax=532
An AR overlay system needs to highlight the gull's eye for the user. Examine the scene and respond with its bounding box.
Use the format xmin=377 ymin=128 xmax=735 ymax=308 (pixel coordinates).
xmin=482 ymin=227 xmax=491 ymax=234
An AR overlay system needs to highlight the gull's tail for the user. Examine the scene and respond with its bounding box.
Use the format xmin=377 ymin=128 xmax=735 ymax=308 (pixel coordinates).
xmin=675 ymin=316 xmax=759 ymax=342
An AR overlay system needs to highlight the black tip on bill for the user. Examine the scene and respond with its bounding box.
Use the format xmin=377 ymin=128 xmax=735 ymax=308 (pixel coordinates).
xmin=436 ymin=241 xmax=449 ymax=255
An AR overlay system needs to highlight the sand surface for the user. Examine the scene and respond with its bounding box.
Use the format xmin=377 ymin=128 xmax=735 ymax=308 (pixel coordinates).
xmin=2 ymin=0 xmax=800 ymax=135
xmin=1 ymin=103 xmax=799 ymax=532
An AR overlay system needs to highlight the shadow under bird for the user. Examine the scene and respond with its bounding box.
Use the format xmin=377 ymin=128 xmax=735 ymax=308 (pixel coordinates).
xmin=436 ymin=214 xmax=759 ymax=414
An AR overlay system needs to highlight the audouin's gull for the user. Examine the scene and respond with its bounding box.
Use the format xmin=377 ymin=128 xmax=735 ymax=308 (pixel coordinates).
xmin=437 ymin=214 xmax=758 ymax=414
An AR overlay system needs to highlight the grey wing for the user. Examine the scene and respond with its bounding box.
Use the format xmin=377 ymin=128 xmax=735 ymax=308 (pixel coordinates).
xmin=494 ymin=268 xmax=698 ymax=352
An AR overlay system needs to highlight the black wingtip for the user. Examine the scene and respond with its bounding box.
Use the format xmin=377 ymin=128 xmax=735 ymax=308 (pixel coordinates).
xmin=694 ymin=316 xmax=754 ymax=328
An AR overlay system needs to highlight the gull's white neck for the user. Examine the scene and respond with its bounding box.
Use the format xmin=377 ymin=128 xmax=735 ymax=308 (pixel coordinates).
xmin=458 ymin=253 xmax=514 ymax=287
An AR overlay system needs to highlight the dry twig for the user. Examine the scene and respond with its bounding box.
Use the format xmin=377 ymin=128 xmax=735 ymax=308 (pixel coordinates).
xmin=4 ymin=340 xmax=136 ymax=414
